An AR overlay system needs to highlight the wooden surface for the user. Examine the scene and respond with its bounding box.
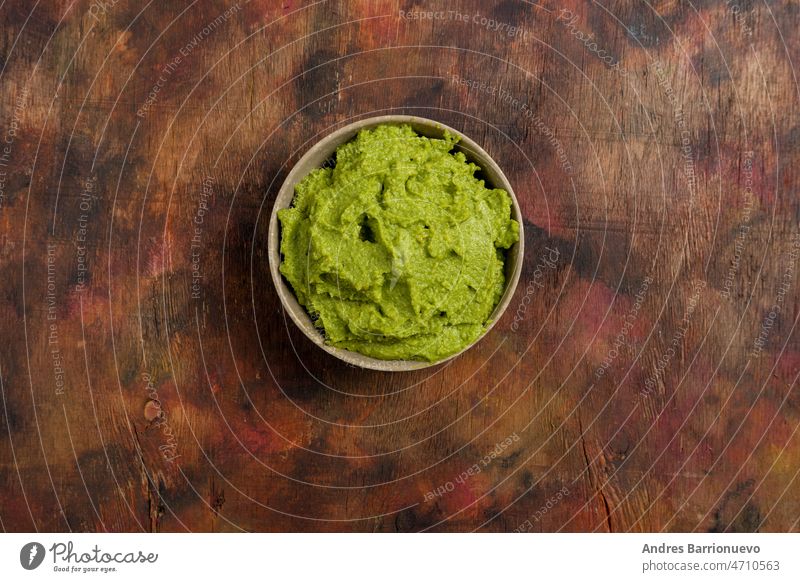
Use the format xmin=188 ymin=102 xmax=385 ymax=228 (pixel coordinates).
xmin=1 ymin=0 xmax=799 ymax=532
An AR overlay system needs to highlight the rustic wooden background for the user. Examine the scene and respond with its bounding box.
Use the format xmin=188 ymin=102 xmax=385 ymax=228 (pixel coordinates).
xmin=1 ymin=0 xmax=798 ymax=532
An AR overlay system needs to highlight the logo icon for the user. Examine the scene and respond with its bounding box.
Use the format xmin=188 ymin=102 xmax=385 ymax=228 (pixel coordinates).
xmin=20 ymin=542 xmax=46 ymax=570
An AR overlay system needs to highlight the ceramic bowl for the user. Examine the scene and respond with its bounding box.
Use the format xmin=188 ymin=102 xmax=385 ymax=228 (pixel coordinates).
xmin=268 ymin=115 xmax=524 ymax=371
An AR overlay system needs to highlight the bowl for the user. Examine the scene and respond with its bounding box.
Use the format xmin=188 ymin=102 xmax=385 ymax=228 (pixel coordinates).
xmin=268 ymin=115 xmax=524 ymax=371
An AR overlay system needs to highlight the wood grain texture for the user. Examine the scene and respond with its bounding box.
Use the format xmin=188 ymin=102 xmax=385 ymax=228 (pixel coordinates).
xmin=0 ymin=0 xmax=798 ymax=532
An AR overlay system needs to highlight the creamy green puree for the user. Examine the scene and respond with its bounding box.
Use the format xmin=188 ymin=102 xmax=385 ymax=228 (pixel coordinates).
xmin=278 ymin=124 xmax=519 ymax=361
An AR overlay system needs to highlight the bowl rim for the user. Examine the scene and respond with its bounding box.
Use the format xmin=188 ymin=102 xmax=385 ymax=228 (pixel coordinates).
xmin=268 ymin=114 xmax=525 ymax=371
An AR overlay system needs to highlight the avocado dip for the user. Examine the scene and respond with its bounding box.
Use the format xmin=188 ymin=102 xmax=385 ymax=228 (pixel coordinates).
xmin=278 ymin=124 xmax=519 ymax=362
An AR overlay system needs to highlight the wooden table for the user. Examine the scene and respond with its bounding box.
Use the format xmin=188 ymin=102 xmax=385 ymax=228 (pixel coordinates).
xmin=1 ymin=0 xmax=798 ymax=532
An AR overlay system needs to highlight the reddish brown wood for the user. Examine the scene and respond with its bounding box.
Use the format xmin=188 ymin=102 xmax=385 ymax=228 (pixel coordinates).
xmin=0 ymin=0 xmax=798 ymax=532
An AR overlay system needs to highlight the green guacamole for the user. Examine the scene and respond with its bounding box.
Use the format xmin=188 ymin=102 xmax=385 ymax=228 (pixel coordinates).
xmin=278 ymin=124 xmax=519 ymax=362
